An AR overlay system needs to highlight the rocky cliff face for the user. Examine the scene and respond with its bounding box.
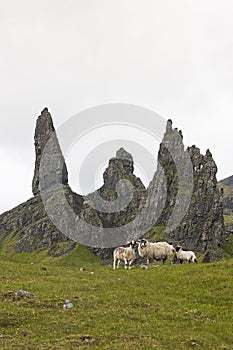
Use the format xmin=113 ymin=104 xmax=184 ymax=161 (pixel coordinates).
xmin=85 ymin=147 xmax=147 ymax=259
xmin=0 ymin=109 xmax=84 ymax=257
xmin=177 ymin=146 xmax=224 ymax=257
xmin=32 ymin=107 xmax=68 ymax=196
xmin=86 ymin=147 xmax=147 ymax=228
xmin=0 ymin=109 xmax=225 ymax=261
xmin=146 ymin=120 xmax=224 ymax=260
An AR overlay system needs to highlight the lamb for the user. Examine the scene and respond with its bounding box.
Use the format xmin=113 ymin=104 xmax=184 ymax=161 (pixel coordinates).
xmin=113 ymin=240 xmax=137 ymax=269
xmin=175 ymin=245 xmax=197 ymax=264
xmin=137 ymin=239 xmax=175 ymax=264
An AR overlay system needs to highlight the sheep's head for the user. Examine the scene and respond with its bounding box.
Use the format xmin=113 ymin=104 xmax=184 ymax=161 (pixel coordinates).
xmin=137 ymin=239 xmax=148 ymax=248
xmin=176 ymin=245 xmax=181 ymax=252
xmin=129 ymin=240 xmax=137 ymax=249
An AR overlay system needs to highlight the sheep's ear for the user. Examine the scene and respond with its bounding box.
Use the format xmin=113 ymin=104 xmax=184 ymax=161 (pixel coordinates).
xmin=132 ymin=240 xmax=137 ymax=248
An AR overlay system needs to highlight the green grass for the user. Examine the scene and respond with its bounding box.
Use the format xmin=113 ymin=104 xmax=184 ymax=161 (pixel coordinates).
xmin=0 ymin=247 xmax=233 ymax=349
xmin=145 ymin=225 xmax=166 ymax=241
xmin=222 ymin=234 xmax=233 ymax=257
xmin=223 ymin=212 xmax=233 ymax=231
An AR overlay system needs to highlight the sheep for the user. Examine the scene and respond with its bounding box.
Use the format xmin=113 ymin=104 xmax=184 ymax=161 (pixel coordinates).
xmin=175 ymin=245 xmax=197 ymax=264
xmin=156 ymin=241 xmax=175 ymax=263
xmin=113 ymin=240 xmax=137 ymax=270
xmin=137 ymin=239 xmax=158 ymax=264
xmin=137 ymin=239 xmax=175 ymax=265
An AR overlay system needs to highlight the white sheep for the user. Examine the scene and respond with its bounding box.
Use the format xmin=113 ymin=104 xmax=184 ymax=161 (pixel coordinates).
xmin=113 ymin=240 xmax=137 ymax=270
xmin=156 ymin=241 xmax=175 ymax=263
xmin=137 ymin=239 xmax=175 ymax=264
xmin=175 ymin=245 xmax=197 ymax=264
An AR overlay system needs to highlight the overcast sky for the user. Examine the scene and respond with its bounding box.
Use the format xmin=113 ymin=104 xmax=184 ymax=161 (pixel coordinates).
xmin=1 ymin=0 xmax=233 ymax=214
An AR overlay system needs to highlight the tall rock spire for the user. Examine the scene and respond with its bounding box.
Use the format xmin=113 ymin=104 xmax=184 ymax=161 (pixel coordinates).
xmin=85 ymin=147 xmax=147 ymax=229
xmin=152 ymin=120 xmax=224 ymax=259
xmin=32 ymin=108 xmax=68 ymax=196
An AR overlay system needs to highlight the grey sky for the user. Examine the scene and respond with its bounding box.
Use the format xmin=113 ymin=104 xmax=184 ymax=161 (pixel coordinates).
xmin=1 ymin=0 xmax=233 ymax=213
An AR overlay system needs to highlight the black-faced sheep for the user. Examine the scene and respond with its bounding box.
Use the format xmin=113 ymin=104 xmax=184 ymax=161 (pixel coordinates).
xmin=113 ymin=240 xmax=137 ymax=270
xmin=175 ymin=245 xmax=197 ymax=264
xmin=137 ymin=239 xmax=175 ymax=264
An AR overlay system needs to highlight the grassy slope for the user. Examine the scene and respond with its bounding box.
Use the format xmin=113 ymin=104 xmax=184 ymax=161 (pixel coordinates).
xmin=218 ymin=179 xmax=233 ymax=231
xmin=0 ymin=245 xmax=233 ymax=350
xmin=216 ymin=178 xmax=233 ymax=255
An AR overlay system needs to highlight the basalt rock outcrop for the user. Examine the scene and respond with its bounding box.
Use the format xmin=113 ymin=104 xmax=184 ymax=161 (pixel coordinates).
xmin=0 ymin=108 xmax=84 ymax=257
xmin=152 ymin=120 xmax=224 ymax=260
xmin=0 ymin=109 xmax=146 ymax=258
xmin=135 ymin=120 xmax=224 ymax=261
xmin=86 ymin=147 xmax=147 ymax=228
xmin=32 ymin=108 xmax=69 ymax=196
xmin=0 ymin=109 xmax=225 ymax=261
xmin=85 ymin=147 xmax=147 ymax=258
xmin=177 ymin=146 xmax=224 ymax=257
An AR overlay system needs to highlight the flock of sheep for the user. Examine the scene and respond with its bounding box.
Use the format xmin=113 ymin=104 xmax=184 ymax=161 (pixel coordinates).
xmin=113 ymin=239 xmax=197 ymax=269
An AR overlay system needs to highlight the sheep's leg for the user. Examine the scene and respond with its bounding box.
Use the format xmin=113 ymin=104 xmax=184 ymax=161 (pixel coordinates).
xmin=179 ymin=259 xmax=183 ymax=264
xmin=113 ymin=258 xmax=116 ymax=270
xmin=128 ymin=259 xmax=134 ymax=269
xmin=146 ymin=258 xmax=150 ymax=264
xmin=170 ymin=254 xmax=174 ymax=264
xmin=124 ymin=259 xmax=128 ymax=269
xmin=117 ymin=259 xmax=121 ymax=269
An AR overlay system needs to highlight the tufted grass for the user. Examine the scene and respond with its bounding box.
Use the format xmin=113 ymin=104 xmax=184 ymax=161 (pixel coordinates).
xmin=0 ymin=246 xmax=233 ymax=349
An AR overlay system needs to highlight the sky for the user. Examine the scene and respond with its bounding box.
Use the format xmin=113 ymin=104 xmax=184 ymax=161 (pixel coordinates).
xmin=1 ymin=0 xmax=233 ymax=214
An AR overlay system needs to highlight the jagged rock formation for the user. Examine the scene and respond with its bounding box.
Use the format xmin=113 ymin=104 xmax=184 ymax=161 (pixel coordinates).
xmin=85 ymin=147 xmax=147 ymax=259
xmin=0 ymin=109 xmax=83 ymax=257
xmin=86 ymin=147 xmax=147 ymax=228
xmin=147 ymin=120 xmax=224 ymax=260
xmin=0 ymin=108 xmax=147 ymax=258
xmin=180 ymin=146 xmax=224 ymax=255
xmin=32 ymin=107 xmax=68 ymax=195
xmin=0 ymin=109 xmax=226 ymax=261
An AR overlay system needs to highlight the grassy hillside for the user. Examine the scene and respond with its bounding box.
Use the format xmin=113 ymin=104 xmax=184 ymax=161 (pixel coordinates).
xmin=218 ymin=176 xmax=233 ymax=232
xmin=218 ymin=181 xmax=233 ymax=198
xmin=218 ymin=175 xmax=233 ymax=192
xmin=0 ymin=246 xmax=233 ymax=349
